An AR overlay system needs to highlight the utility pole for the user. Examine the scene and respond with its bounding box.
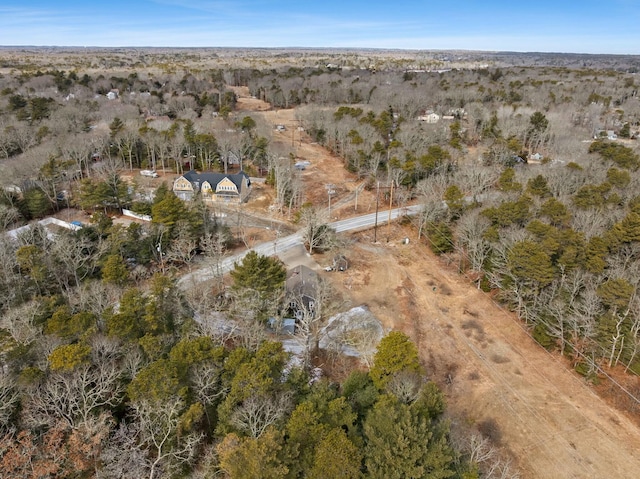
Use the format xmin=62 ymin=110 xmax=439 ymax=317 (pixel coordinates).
xmin=387 ymin=179 xmax=394 ymax=242
xmin=354 ymin=185 xmax=359 ymax=212
xmin=373 ymin=181 xmax=380 ymax=243
xmin=373 ymin=180 xmax=395 ymax=243
xmin=325 ymin=183 xmax=335 ymax=220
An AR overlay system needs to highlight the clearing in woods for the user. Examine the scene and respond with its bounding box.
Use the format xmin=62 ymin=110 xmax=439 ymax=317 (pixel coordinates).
xmin=233 ymin=86 xmax=640 ymax=478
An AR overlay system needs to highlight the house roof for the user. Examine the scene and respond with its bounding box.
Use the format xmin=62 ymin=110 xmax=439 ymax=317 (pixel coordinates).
xmin=182 ymin=170 xmax=251 ymax=190
xmin=286 ymin=264 xmax=319 ymax=299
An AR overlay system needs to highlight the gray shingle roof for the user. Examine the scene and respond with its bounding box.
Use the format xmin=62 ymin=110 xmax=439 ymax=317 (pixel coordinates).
xmin=182 ymin=170 xmax=251 ymax=190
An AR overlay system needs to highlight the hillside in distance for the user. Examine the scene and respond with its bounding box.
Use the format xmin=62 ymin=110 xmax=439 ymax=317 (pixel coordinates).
xmin=1 ymin=46 xmax=640 ymax=72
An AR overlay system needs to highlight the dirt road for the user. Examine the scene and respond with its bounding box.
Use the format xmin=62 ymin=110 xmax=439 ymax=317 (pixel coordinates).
xmin=333 ymin=234 xmax=640 ymax=479
xmin=233 ymin=87 xmax=377 ymax=219
xmin=232 ymin=87 xmax=640 ymax=478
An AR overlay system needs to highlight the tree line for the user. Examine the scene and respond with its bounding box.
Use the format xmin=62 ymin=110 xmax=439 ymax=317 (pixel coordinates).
xmin=2 ymin=48 xmax=640 ymax=475
xmin=0 ymin=218 xmax=495 ymax=477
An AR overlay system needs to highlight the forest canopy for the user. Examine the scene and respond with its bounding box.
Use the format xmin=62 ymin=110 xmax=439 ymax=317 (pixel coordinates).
xmin=1 ymin=47 xmax=640 ymax=478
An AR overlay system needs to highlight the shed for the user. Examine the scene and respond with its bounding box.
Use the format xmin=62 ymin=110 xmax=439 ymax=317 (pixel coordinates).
xmin=333 ymin=254 xmax=350 ymax=272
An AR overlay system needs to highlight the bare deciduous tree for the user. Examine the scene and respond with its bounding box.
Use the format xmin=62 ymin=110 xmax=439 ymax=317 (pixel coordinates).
xmin=453 ymin=433 xmax=521 ymax=479
xmin=0 ymin=299 xmax=44 ymax=346
xmin=191 ymin=361 xmax=227 ymax=408
xmin=165 ymin=226 xmax=198 ymax=272
xmin=414 ymin=174 xmax=449 ymax=239
xmin=288 ymin=275 xmax=337 ymax=368
xmin=227 ymin=290 xmax=270 ymax=352
xmin=67 ymin=279 xmax=123 ymax=318
xmin=267 ymin=154 xmax=296 ymax=213
xmin=23 ymin=357 xmax=124 ymax=430
xmin=386 ymin=370 xmax=423 ymax=404
xmin=201 ymin=231 xmax=228 ymax=292
xmin=132 ymin=397 xmax=203 ymax=479
xmin=0 ymin=372 xmax=19 ymax=432
xmin=300 ymin=206 xmax=336 ymax=254
xmin=230 ymin=392 xmax=292 ymax=438
xmin=0 ymin=204 xmax=21 ymax=231
xmin=456 ymin=210 xmax=492 ymax=287
xmin=97 ymin=421 xmax=149 ymax=479
xmin=50 ymin=232 xmax=105 ymax=290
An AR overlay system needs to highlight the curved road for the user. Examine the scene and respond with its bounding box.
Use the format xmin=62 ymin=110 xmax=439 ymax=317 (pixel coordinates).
xmin=177 ymin=205 xmax=422 ymax=288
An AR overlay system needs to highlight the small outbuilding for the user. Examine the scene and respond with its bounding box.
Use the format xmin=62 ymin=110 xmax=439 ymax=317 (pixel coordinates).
xmin=333 ymin=254 xmax=350 ymax=272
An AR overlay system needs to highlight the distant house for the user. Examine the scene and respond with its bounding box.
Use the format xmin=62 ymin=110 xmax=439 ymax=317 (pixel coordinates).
xmin=173 ymin=170 xmax=251 ymax=203
xmin=269 ymin=263 xmax=322 ymax=336
xmin=448 ymin=108 xmax=466 ymax=119
xmin=3 ymin=185 xmax=22 ymax=196
xmin=418 ymin=112 xmax=440 ymax=123
xmin=6 ymin=217 xmax=82 ymax=241
xmin=594 ymin=129 xmax=618 ymax=140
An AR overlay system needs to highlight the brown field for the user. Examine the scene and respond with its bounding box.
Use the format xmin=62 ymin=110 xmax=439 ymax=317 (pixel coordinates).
xmin=233 ymin=86 xmax=640 ymax=478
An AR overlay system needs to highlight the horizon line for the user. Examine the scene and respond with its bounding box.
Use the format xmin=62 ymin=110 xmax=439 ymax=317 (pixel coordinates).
xmin=1 ymin=45 xmax=639 ymax=57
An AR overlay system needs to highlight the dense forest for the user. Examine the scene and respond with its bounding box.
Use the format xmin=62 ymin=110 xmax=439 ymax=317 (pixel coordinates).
xmin=1 ymin=48 xmax=640 ymax=478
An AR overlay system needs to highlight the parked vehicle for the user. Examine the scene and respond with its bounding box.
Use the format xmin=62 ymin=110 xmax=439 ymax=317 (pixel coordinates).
xmin=140 ymin=170 xmax=159 ymax=178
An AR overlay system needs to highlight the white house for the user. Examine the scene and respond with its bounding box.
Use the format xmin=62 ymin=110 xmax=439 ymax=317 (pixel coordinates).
xmin=418 ymin=112 xmax=440 ymax=123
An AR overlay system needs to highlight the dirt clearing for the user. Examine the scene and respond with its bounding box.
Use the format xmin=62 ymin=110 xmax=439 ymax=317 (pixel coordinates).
xmin=231 ymin=86 xmax=376 ymax=221
xmin=331 ymin=227 xmax=640 ymax=479
xmin=231 ymin=86 xmax=640 ymax=478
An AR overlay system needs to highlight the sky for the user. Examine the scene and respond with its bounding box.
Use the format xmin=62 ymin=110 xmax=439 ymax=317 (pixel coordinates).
xmin=0 ymin=1 xmax=638 ymax=54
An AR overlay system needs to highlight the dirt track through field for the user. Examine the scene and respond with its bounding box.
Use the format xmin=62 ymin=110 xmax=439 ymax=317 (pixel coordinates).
xmin=232 ymin=87 xmax=640 ymax=478
xmin=341 ymin=240 xmax=640 ymax=478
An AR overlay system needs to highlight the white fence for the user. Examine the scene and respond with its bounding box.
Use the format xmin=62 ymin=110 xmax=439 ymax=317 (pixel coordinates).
xmin=5 ymin=217 xmax=81 ymax=240
xmin=122 ymin=209 xmax=152 ymax=222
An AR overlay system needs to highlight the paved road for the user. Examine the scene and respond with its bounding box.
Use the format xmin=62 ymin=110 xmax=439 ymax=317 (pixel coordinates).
xmin=330 ymin=204 xmax=422 ymax=233
xmin=177 ymin=205 xmax=422 ymax=288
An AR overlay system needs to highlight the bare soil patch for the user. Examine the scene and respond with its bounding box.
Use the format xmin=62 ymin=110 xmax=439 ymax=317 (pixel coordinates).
xmin=229 ymin=86 xmax=271 ymax=112
xmin=330 ymin=226 xmax=640 ymax=478
xmin=264 ymin=107 xmax=373 ymax=219
xmin=231 ymin=87 xmax=640 ymax=478
xmin=231 ymin=86 xmax=377 ymax=221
